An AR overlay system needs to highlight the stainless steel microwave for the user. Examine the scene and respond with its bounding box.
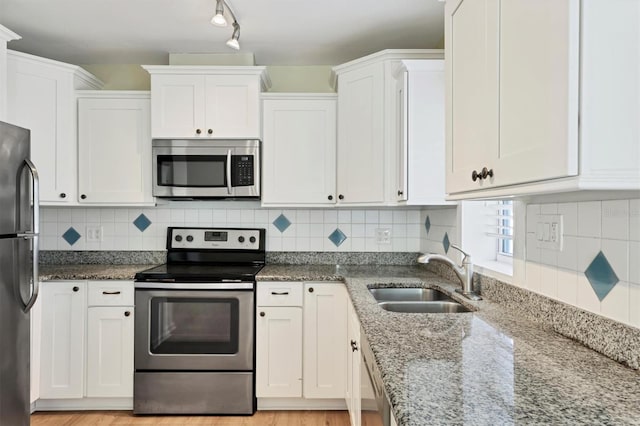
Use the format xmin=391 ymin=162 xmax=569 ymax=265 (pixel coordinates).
xmin=152 ymin=139 xmax=260 ymax=199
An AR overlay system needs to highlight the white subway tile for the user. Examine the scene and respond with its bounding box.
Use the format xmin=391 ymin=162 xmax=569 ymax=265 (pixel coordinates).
xmin=393 ymin=210 xmax=407 ymax=224
xmin=156 ymin=208 xmax=171 ymax=222
xmin=365 ymin=238 xmax=379 ymax=252
xmin=351 ymin=238 xmax=365 ymax=251
xmin=526 ymin=204 xmax=540 ymax=232
xmin=339 ymin=224 xmax=352 ymax=237
xmin=42 ymin=222 xmax=58 ymax=237
xmin=114 ymin=223 xmax=129 ymax=237
xmin=576 ymin=275 xmax=601 ymax=315
xmin=268 ymin=209 xmax=283 ymax=222
xmin=406 ymin=238 xmax=420 ymax=252
xmin=309 ymin=210 xmax=324 ymax=224
xmin=142 ymin=208 xmax=157 ymax=222
xmin=57 ymin=208 xmax=72 ymax=222
xmin=296 ymin=210 xmax=310 ymax=224
xmin=630 ymin=241 xmax=640 ymax=284
xmin=324 ymin=210 xmax=338 ymax=224
xmin=128 ymin=237 xmax=143 ymax=250
xmin=254 ymin=209 xmax=269 ymax=224
xmin=170 ymin=209 xmax=185 ymax=223
xmin=525 ymin=262 xmax=542 ymax=293
xmin=309 ymin=237 xmax=324 ymax=251
xmin=71 ymin=209 xmax=87 ymax=223
xmin=629 ymin=283 xmax=640 ymax=328
xmin=407 ymin=210 xmax=421 ymax=224
xmin=282 ymin=238 xmax=296 ymax=251
xmin=127 ymin=209 xmax=142 ymax=222
xmin=526 ymin=233 xmax=541 ymax=263
xmin=557 ymin=269 xmax=578 ymax=305
xmin=601 ymin=239 xmax=629 ymax=282
xmin=365 ymin=224 xmax=377 ymax=238
xmin=309 ymin=224 xmax=324 ymax=238
xmin=351 ymin=210 xmax=365 ymax=224
xmin=323 ymin=237 xmax=338 ymax=252
xmin=282 ymin=224 xmax=296 ymax=237
xmin=576 ymin=237 xmax=601 ymax=273
xmin=365 ymin=210 xmax=379 ymax=224
xmin=226 ymin=209 xmax=241 ymax=222
xmin=601 ymin=281 xmax=630 ymax=324
xmin=540 ymin=203 xmax=558 ymax=215
xmin=540 ymin=248 xmax=558 ymax=267
xmin=267 ymin=237 xmax=282 ymax=251
xmin=557 ymin=236 xmax=578 ymax=271
xmin=184 ymin=209 xmax=199 ymax=223
xmin=540 ymin=265 xmax=558 ymax=299
xmin=392 ymin=238 xmax=407 ymax=251
xmin=296 ymin=223 xmax=310 ymax=238
xmin=198 ymin=209 xmax=213 ymax=223
xmin=392 ymin=224 xmax=407 ymax=238
xmin=351 ymin=224 xmax=365 ymax=238
xmin=630 ymin=199 xmax=640 ymax=241
xmin=213 ymin=209 xmax=227 ymax=224
xmin=602 ymin=200 xmax=629 ymax=240
xmin=557 ymin=203 xmax=578 ymax=236
xmin=240 ymin=209 xmax=254 ymax=223
xmin=338 ymin=210 xmax=351 ymax=224
xmin=43 ymin=208 xmax=58 ymax=223
xmin=86 ymin=209 xmax=101 ymax=222
xmin=296 ymin=238 xmax=310 ymax=251
xmin=41 ymin=236 xmax=58 ymax=250
xmin=577 ymin=201 xmax=601 ymax=238
xmin=379 ymin=211 xmax=393 ymax=224
xmin=101 ymin=223 xmax=115 ymax=237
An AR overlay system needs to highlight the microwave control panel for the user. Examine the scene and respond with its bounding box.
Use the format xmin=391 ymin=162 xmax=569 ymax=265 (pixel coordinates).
xmin=232 ymin=155 xmax=254 ymax=187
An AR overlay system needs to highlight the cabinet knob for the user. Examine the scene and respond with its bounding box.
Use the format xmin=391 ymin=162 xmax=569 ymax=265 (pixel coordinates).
xmin=472 ymin=170 xmax=480 ymax=182
xmin=328 ymin=195 xmax=333 ymax=201
xmin=351 ymin=340 xmax=358 ymax=352
xmin=338 ymin=194 xmax=344 ymax=200
xmin=397 ymin=190 xmax=404 ymax=196
xmin=308 ymin=287 xmax=314 ymax=293
xmin=259 ymin=311 xmax=265 ymax=317
xmin=208 ymin=129 xmax=213 ymax=135
xmin=481 ymin=167 xmax=494 ymax=179
xmin=59 ymin=193 xmax=66 ymax=198
xmin=73 ymin=286 xmax=79 ymax=292
xmin=81 ymin=194 xmax=87 ymax=200
xmin=196 ymin=128 xmax=202 ymax=135
xmin=124 ymin=311 xmax=131 ymax=317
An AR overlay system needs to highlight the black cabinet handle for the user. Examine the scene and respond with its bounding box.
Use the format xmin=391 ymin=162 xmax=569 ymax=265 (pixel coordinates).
xmin=60 ymin=193 xmax=66 ymax=198
xmin=482 ymin=167 xmax=494 ymax=179
xmin=271 ymin=291 xmax=289 ymax=296
xmin=124 ymin=311 xmax=131 ymax=317
xmin=328 ymin=195 xmax=333 ymax=201
xmin=73 ymin=286 xmax=79 ymax=292
xmin=308 ymin=287 xmax=314 ymax=293
xmin=351 ymin=340 xmax=358 ymax=352
xmin=397 ymin=190 xmax=404 ymax=196
xmin=338 ymin=194 xmax=344 ymax=200
xmin=103 ymin=291 xmax=121 ymax=295
xmin=208 ymin=129 xmax=213 ymax=135
xmin=196 ymin=128 xmax=202 ymax=134
xmin=472 ymin=170 xmax=480 ymax=182
xmin=81 ymin=194 xmax=87 ymax=200
xmin=259 ymin=311 xmax=265 ymax=317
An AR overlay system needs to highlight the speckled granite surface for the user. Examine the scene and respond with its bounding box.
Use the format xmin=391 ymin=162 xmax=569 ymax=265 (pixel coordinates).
xmin=265 ymin=252 xmax=418 ymax=265
xmin=258 ymin=265 xmax=640 ymax=426
xmin=39 ymin=264 xmax=151 ymax=280
xmin=40 ymin=251 xmax=166 ymax=265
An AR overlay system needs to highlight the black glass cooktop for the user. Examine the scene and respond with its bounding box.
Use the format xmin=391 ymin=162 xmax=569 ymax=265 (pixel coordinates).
xmin=135 ymin=263 xmax=264 ymax=282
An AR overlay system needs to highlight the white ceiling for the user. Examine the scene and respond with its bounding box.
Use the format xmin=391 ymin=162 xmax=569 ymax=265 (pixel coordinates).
xmin=0 ymin=0 xmax=445 ymax=66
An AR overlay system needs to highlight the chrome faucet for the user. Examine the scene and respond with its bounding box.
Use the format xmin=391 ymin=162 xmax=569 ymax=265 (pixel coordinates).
xmin=417 ymin=245 xmax=482 ymax=301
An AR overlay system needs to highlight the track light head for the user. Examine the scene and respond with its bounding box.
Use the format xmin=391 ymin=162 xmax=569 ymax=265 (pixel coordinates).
xmin=211 ymin=0 xmax=228 ymax=26
xmin=226 ymin=21 xmax=240 ymax=50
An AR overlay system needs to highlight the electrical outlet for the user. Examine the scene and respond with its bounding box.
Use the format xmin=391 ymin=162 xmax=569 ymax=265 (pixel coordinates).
xmin=375 ymin=228 xmax=391 ymax=244
xmin=536 ymin=215 xmax=563 ymax=250
xmin=86 ymin=226 xmax=103 ymax=242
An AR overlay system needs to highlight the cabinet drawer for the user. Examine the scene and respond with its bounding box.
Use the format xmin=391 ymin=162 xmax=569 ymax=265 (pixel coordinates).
xmin=88 ymin=281 xmax=134 ymax=306
xmin=257 ymin=282 xmax=303 ymax=306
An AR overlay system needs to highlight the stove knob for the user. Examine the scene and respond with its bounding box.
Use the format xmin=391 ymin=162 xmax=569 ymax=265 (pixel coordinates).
xmin=186 ymin=235 xmax=194 ymax=242
xmin=238 ymin=236 xmax=245 ymax=243
xmin=175 ymin=235 xmax=183 ymax=242
xmin=249 ymin=236 xmax=256 ymax=244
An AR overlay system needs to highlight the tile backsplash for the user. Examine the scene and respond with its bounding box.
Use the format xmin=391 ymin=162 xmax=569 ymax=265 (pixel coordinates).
xmin=420 ymin=206 xmax=458 ymax=256
xmin=522 ymin=199 xmax=640 ymax=328
xmin=40 ymin=205 xmax=423 ymax=253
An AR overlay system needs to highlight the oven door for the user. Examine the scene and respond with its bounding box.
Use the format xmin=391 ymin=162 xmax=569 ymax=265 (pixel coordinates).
xmin=135 ymin=285 xmax=254 ymax=371
xmin=152 ymin=139 xmax=260 ymax=198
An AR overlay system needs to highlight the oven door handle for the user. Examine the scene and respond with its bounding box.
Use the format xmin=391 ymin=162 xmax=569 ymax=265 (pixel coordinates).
xmin=134 ymin=282 xmax=254 ymax=290
xmin=226 ymin=149 xmax=232 ymax=195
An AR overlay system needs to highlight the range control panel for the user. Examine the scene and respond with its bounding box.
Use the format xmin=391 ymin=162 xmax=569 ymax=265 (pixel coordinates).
xmin=169 ymin=228 xmax=261 ymax=250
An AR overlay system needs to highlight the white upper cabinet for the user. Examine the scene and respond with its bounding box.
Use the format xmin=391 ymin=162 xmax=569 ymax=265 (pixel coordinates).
xmin=143 ymin=66 xmax=269 ymax=139
xmin=333 ymin=50 xmax=446 ymax=206
xmin=261 ymin=94 xmax=337 ymax=206
xmin=6 ymin=51 xmax=103 ymax=205
xmin=0 ymin=25 xmax=20 ymax=121
xmin=446 ymin=0 xmax=640 ymax=198
xmin=77 ymin=92 xmax=154 ymax=205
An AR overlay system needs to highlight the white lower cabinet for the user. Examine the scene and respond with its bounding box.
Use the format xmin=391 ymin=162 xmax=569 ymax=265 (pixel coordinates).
xmin=256 ymin=281 xmax=347 ymax=407
xmin=37 ymin=280 xmax=134 ymax=408
xmin=346 ymin=299 xmax=361 ymax=426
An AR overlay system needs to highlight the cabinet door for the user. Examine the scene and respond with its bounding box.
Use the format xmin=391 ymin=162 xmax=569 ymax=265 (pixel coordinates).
xmin=497 ymin=0 xmax=579 ymax=186
xmin=78 ymin=97 xmax=153 ymax=204
xmin=337 ymin=64 xmax=385 ymax=204
xmin=39 ymin=282 xmax=86 ymax=399
xmin=262 ymin=98 xmax=337 ymax=206
xmin=86 ymin=307 xmax=134 ymax=397
xmin=30 ymin=294 xmax=42 ymax=404
xmin=7 ymin=57 xmax=77 ymax=203
xmin=346 ymin=301 xmax=361 ymax=426
xmin=150 ymin=74 xmax=205 ymax=138
xmin=303 ymin=283 xmax=348 ymax=399
xmin=256 ymin=306 xmax=303 ymax=398
xmin=204 ymin=75 xmax=260 ymax=138
xmin=445 ymin=0 xmax=500 ymax=194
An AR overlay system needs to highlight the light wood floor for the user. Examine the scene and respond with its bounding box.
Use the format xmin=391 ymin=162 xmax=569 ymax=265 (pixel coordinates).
xmin=31 ymin=410 xmax=351 ymax=426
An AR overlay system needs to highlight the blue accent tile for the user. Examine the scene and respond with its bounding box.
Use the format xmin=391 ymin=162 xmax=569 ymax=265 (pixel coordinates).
xmin=133 ymin=213 xmax=152 ymax=232
xmin=425 ymin=216 xmax=431 ymax=234
xmin=328 ymin=228 xmax=347 ymax=247
xmin=443 ymin=232 xmax=450 ymax=254
xmin=62 ymin=227 xmax=81 ymax=246
xmin=585 ymin=251 xmax=619 ymax=301
xmin=273 ymin=214 xmax=291 ymax=233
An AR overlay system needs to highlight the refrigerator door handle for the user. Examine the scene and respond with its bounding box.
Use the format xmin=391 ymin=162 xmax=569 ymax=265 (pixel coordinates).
xmin=21 ymin=158 xmax=40 ymax=313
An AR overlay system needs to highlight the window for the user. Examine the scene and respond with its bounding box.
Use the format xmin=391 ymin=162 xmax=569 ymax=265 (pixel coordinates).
xmin=494 ymin=200 xmax=513 ymax=262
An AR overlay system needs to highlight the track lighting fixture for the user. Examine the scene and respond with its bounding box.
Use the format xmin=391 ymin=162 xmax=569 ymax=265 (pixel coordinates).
xmin=211 ymin=0 xmax=241 ymax=50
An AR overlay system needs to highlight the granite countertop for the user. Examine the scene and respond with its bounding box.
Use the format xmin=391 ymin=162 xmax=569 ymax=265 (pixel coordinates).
xmin=39 ymin=264 xmax=151 ymax=281
xmin=258 ymin=265 xmax=640 ymax=426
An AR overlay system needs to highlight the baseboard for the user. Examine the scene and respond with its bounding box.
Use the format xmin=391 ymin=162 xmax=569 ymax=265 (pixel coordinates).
xmin=257 ymin=398 xmax=347 ymax=410
xmin=34 ymin=397 xmax=133 ymax=411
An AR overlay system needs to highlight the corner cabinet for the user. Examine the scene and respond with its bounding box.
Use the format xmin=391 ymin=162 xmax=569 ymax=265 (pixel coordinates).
xmin=261 ymin=94 xmax=337 ymax=207
xmin=256 ymin=281 xmax=347 ymax=408
xmin=142 ymin=66 xmax=270 ymax=139
xmin=445 ymin=0 xmax=640 ymax=199
xmin=77 ymin=92 xmax=154 ymax=205
xmin=333 ymin=49 xmax=449 ymax=206
xmin=6 ymin=50 xmax=103 ymax=205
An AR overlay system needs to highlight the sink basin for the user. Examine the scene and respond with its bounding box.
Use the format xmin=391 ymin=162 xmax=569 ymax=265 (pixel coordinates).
xmin=369 ymin=287 xmax=453 ymax=302
xmin=378 ymin=301 xmax=472 ymax=313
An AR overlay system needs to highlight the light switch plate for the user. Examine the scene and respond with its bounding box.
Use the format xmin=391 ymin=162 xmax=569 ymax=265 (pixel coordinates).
xmin=375 ymin=228 xmax=391 ymax=244
xmin=536 ymin=215 xmax=562 ymax=251
xmin=86 ymin=226 xmax=103 ymax=242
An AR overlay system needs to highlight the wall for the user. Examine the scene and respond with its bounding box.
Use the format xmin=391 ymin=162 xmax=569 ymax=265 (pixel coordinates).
xmin=80 ymin=64 xmax=151 ymax=90
xmin=520 ymin=198 xmax=640 ymax=329
xmin=40 ymin=204 xmax=422 ymax=253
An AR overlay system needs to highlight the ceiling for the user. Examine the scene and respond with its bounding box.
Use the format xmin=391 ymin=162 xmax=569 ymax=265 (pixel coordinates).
xmin=0 ymin=0 xmax=445 ymax=66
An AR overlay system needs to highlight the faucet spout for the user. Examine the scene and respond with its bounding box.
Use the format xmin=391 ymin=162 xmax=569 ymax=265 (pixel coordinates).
xmin=417 ymin=246 xmax=482 ymax=301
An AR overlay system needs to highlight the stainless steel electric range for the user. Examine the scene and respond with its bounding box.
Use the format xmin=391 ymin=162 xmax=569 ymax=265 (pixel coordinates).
xmin=133 ymin=227 xmax=265 ymax=415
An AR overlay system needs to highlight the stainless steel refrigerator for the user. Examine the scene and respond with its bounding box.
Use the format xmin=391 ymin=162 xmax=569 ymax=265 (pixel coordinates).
xmin=0 ymin=120 xmax=40 ymax=426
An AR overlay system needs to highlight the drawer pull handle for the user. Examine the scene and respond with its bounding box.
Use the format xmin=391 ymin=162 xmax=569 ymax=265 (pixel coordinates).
xmin=73 ymin=286 xmax=79 ymax=292
xmin=102 ymin=291 xmax=121 ymax=295
xmin=271 ymin=291 xmax=289 ymax=295
xmin=124 ymin=311 xmax=131 ymax=317
xmin=259 ymin=311 xmax=265 ymax=317
xmin=351 ymin=340 xmax=358 ymax=352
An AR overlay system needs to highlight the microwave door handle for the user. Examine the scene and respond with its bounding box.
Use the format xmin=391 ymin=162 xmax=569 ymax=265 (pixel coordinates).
xmin=226 ymin=149 xmax=232 ymax=195
xmin=21 ymin=158 xmax=40 ymax=313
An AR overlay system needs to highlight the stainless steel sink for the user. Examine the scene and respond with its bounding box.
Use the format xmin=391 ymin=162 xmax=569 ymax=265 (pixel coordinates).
xmin=369 ymin=287 xmax=453 ymax=302
xmin=378 ymin=301 xmax=472 ymax=313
